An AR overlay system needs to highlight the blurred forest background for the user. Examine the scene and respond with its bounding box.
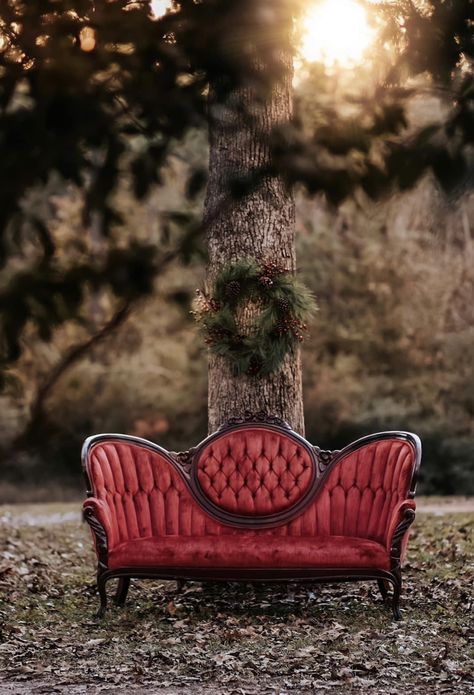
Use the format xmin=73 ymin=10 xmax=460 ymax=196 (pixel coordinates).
xmin=0 ymin=23 xmax=473 ymax=501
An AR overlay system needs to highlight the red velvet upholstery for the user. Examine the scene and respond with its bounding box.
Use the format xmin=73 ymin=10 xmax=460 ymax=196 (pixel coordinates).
xmin=87 ymin=442 xmax=211 ymax=547
xmin=84 ymin=432 xmax=417 ymax=573
xmin=108 ymin=535 xmax=389 ymax=570
xmin=196 ymin=428 xmax=314 ymax=515
xmin=297 ymin=439 xmax=415 ymax=544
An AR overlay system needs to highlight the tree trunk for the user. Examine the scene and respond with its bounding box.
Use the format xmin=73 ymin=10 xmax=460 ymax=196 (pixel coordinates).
xmin=203 ymin=44 xmax=304 ymax=434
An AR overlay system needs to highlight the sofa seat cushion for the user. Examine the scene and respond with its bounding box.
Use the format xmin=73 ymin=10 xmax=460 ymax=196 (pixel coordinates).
xmin=108 ymin=535 xmax=389 ymax=571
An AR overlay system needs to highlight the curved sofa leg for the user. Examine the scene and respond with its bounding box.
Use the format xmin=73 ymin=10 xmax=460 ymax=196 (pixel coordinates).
xmin=377 ymin=579 xmax=390 ymax=604
xmin=176 ymin=579 xmax=186 ymax=593
xmin=115 ymin=577 xmax=130 ymax=607
xmin=391 ymin=571 xmax=402 ymax=621
xmin=97 ymin=573 xmax=108 ymax=618
xmin=389 ymin=507 xmax=415 ymax=621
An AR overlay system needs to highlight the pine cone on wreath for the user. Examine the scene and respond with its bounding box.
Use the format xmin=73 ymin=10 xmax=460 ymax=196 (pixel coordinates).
xmin=225 ymin=280 xmax=241 ymax=298
xmin=277 ymin=297 xmax=290 ymax=313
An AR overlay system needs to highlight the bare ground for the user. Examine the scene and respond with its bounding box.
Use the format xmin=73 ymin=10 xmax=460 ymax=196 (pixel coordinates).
xmin=0 ymin=500 xmax=473 ymax=694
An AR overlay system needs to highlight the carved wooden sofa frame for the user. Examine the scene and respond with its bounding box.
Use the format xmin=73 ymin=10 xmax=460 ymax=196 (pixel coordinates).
xmin=82 ymin=413 xmax=421 ymax=620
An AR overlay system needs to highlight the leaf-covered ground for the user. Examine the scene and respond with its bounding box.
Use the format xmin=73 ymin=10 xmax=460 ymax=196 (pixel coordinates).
xmin=0 ymin=502 xmax=473 ymax=694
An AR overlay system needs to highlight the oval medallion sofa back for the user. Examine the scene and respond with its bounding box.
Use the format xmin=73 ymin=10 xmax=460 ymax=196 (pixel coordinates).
xmin=193 ymin=425 xmax=318 ymax=521
xmin=82 ymin=417 xmax=421 ymax=620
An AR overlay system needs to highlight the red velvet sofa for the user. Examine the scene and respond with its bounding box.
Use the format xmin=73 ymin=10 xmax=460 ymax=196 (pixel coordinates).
xmin=82 ymin=413 xmax=421 ymax=620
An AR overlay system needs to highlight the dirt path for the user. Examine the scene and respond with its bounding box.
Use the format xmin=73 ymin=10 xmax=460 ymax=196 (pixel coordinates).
xmin=0 ymin=502 xmax=82 ymax=526
xmin=417 ymin=498 xmax=474 ymax=515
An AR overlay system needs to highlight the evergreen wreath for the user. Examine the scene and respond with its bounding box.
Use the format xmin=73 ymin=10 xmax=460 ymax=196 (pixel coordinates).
xmin=192 ymin=258 xmax=316 ymax=377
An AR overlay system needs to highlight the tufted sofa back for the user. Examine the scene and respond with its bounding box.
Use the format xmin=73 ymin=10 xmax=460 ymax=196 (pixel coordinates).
xmin=86 ymin=440 xmax=210 ymax=544
xmin=84 ymin=429 xmax=418 ymax=545
xmin=194 ymin=427 xmax=316 ymax=516
xmin=295 ymin=438 xmax=416 ymax=543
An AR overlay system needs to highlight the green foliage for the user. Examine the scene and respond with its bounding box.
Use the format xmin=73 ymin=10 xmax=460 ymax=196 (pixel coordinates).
xmin=195 ymin=259 xmax=315 ymax=376
xmin=0 ymin=0 xmax=473 ymax=373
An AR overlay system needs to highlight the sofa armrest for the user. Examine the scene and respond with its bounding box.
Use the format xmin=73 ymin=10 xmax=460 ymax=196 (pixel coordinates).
xmin=83 ymin=498 xmax=117 ymax=568
xmin=385 ymin=498 xmax=416 ymax=558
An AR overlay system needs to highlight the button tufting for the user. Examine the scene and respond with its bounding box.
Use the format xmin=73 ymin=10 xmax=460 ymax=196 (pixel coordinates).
xmin=194 ymin=431 xmax=315 ymax=514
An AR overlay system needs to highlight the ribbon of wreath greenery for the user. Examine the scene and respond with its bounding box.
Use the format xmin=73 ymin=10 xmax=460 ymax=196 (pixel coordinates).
xmin=198 ymin=259 xmax=315 ymax=377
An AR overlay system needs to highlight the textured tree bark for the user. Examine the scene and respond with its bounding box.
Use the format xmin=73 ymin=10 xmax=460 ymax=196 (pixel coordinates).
xmin=203 ymin=45 xmax=304 ymax=434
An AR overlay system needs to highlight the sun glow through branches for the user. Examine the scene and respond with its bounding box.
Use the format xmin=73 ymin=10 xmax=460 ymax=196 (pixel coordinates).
xmin=150 ymin=0 xmax=173 ymax=18
xmin=150 ymin=0 xmax=376 ymax=70
xmin=301 ymin=0 xmax=375 ymax=67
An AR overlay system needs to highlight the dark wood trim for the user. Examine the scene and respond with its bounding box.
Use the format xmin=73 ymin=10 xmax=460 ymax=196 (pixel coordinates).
xmin=82 ymin=506 xmax=108 ymax=572
xmin=100 ymin=566 xmax=397 ymax=583
xmin=313 ymin=446 xmax=339 ymax=474
xmin=172 ymin=447 xmax=198 ymax=474
xmin=114 ymin=577 xmax=130 ymax=607
xmin=92 ymin=565 xmax=405 ymax=620
xmin=389 ymin=506 xmax=416 ymax=620
xmin=377 ymin=578 xmax=390 ymax=603
xmin=390 ymin=507 xmax=416 ymax=569
xmin=83 ymin=504 xmax=109 ymax=618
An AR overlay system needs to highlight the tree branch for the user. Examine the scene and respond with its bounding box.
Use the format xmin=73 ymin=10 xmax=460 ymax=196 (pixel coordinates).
xmin=15 ymin=301 xmax=134 ymax=447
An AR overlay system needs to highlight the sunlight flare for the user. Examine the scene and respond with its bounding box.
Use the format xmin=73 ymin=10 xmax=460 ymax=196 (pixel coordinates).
xmin=150 ymin=0 xmax=173 ymax=18
xmin=301 ymin=0 xmax=375 ymax=67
